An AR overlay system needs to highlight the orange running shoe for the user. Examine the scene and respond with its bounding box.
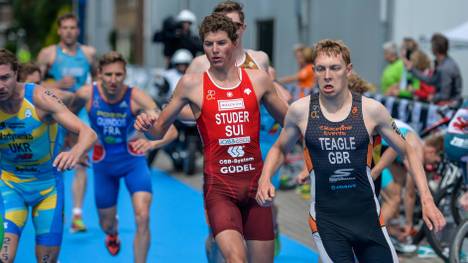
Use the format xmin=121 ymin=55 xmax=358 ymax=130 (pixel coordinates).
xmin=105 ymin=234 xmax=121 ymax=256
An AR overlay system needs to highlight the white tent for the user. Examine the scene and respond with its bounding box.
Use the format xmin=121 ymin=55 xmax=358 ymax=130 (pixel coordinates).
xmin=445 ymin=21 xmax=468 ymax=42
xmin=419 ymin=21 xmax=468 ymax=49
xmin=444 ymin=21 xmax=468 ymax=47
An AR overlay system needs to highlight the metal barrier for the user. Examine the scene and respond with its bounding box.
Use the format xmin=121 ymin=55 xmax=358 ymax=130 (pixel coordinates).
xmin=366 ymin=92 xmax=447 ymax=133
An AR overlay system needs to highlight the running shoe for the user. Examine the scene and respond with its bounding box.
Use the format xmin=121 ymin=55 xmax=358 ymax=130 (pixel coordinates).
xmin=70 ymin=215 xmax=87 ymax=233
xmin=105 ymin=234 xmax=121 ymax=256
xmin=390 ymin=236 xmax=417 ymax=254
xmin=417 ymin=245 xmax=437 ymax=258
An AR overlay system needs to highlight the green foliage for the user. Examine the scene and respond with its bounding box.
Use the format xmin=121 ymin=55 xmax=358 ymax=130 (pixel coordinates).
xmin=11 ymin=0 xmax=71 ymax=58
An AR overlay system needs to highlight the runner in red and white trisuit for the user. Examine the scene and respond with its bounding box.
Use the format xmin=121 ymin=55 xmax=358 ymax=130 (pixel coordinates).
xmin=135 ymin=14 xmax=287 ymax=263
xmin=198 ymin=68 xmax=270 ymax=241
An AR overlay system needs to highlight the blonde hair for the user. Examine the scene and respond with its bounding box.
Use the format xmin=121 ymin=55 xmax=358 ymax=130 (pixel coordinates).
xmin=348 ymin=73 xmax=375 ymax=94
xmin=302 ymin=47 xmax=314 ymax=64
xmin=410 ymin=50 xmax=431 ymax=71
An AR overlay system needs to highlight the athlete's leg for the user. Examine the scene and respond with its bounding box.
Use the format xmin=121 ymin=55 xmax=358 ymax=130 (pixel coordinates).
xmin=94 ymin=165 xmax=121 ymax=255
xmin=243 ymin=199 xmax=274 ymax=263
xmin=71 ymin=165 xmax=87 ymax=227
xmin=308 ymin=217 xmax=333 ymax=262
xmin=94 ymin=165 xmax=120 ymax=235
xmin=131 ymin=192 xmax=151 ymax=263
xmin=215 ymin=230 xmax=247 ymax=263
xmin=311 ymin=232 xmax=333 ymax=263
xmin=314 ymin=219 xmax=355 ymax=262
xmin=98 ymin=206 xmax=118 ymax=235
xmin=206 ymin=231 xmax=225 ymax=263
xmin=353 ymin=227 xmax=398 ymax=263
xmin=124 ymin=158 xmax=152 ymax=263
xmin=380 ymin=182 xmax=401 ymax=223
xmin=206 ymin=194 xmax=246 ymax=263
xmin=0 ymin=180 xmax=28 ymax=263
xmin=32 ymin=179 xmax=64 ymax=263
xmin=1 ymin=234 xmax=19 ymax=263
xmin=246 ymin=240 xmax=274 ymax=263
xmin=35 ymin=245 xmax=60 ymax=263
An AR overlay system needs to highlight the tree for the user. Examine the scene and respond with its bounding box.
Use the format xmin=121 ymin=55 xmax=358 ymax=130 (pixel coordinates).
xmin=11 ymin=0 xmax=71 ymax=57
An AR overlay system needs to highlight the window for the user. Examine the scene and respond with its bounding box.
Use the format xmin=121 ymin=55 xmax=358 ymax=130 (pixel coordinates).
xmin=256 ymin=19 xmax=274 ymax=64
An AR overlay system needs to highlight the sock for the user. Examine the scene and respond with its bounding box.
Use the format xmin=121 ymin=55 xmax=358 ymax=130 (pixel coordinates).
xmin=73 ymin=208 xmax=82 ymax=216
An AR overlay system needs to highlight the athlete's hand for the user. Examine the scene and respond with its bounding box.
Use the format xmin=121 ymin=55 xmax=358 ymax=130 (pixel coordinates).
xmin=53 ymin=149 xmax=81 ymax=172
xmin=77 ymin=153 xmax=90 ymax=168
xmin=134 ymin=110 xmax=158 ymax=132
xmin=59 ymin=76 xmax=76 ymax=89
xmin=296 ymin=167 xmax=310 ymax=184
xmin=256 ymin=177 xmax=275 ymax=207
xmin=421 ymin=197 xmax=446 ymax=233
xmin=129 ymin=138 xmax=153 ymax=154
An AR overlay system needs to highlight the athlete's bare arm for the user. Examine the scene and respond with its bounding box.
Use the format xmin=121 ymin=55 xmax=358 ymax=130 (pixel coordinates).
xmin=70 ymin=84 xmax=93 ymax=113
xmin=363 ymin=97 xmax=445 ymax=232
xmin=256 ymin=98 xmax=309 ymax=206
xmin=130 ymin=88 xmax=178 ymax=151
xmin=52 ymin=88 xmax=75 ymax=107
xmin=81 ymin=45 xmax=96 ymax=64
xmin=186 ymin=55 xmax=210 ymax=74
xmin=33 ymin=86 xmax=97 ymax=171
xmin=246 ymin=49 xmax=269 ymax=71
xmin=370 ymin=147 xmax=398 ymax=180
xmin=247 ymin=69 xmax=288 ymax=126
xmin=36 ymin=45 xmax=55 ymax=79
xmin=135 ymin=73 xmax=202 ymax=140
xmin=81 ymin=45 xmax=97 ymax=77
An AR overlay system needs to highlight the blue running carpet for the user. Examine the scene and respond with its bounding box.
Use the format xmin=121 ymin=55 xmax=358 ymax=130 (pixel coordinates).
xmin=15 ymin=168 xmax=318 ymax=262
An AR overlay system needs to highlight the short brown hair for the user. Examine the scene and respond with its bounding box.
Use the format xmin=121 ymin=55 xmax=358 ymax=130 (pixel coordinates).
xmin=402 ymin=37 xmax=419 ymax=52
xmin=98 ymin=51 xmax=127 ymax=71
xmin=18 ymin=62 xmax=41 ymax=82
xmin=0 ymin=48 xmax=19 ymax=72
xmin=312 ymin=39 xmax=351 ymax=65
xmin=57 ymin=13 xmax=79 ymax=27
xmin=199 ymin=13 xmax=238 ymax=43
xmin=213 ymin=1 xmax=244 ymax=23
xmin=425 ymin=132 xmax=444 ymax=153
xmin=431 ymin=33 xmax=449 ymax=55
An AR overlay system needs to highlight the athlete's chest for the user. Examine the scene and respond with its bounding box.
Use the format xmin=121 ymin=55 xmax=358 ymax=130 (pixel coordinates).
xmin=203 ymin=86 xmax=258 ymax=118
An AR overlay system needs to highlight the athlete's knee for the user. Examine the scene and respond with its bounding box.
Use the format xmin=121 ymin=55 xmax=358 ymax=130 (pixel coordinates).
xmin=219 ymin=243 xmax=246 ymax=263
xmin=222 ymin=251 xmax=246 ymax=263
xmin=135 ymin=210 xmax=150 ymax=230
xmin=99 ymin=216 xmax=116 ymax=233
xmin=1 ymin=236 xmax=15 ymax=263
xmin=36 ymin=247 xmax=59 ymax=263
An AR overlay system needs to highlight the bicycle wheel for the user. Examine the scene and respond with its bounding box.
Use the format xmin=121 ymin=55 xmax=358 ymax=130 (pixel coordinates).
xmin=425 ymin=187 xmax=459 ymax=261
xmin=450 ymin=220 xmax=468 ymax=263
xmin=452 ymin=176 xmax=468 ymax=225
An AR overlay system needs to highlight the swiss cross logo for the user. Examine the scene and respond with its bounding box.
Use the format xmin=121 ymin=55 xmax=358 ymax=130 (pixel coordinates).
xmin=227 ymin=146 xmax=244 ymax=157
xmin=244 ymin=88 xmax=252 ymax=95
